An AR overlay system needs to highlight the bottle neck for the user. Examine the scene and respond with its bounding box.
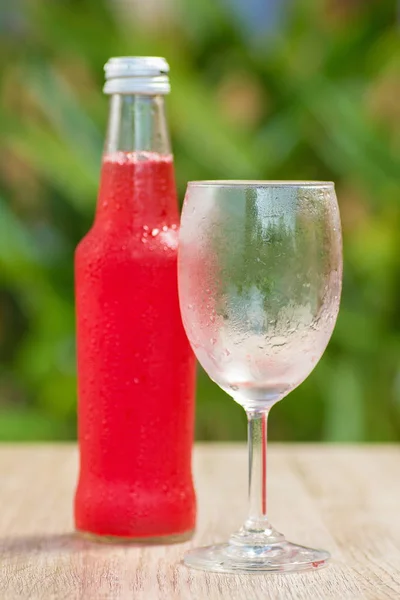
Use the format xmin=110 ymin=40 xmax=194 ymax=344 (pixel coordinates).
xmin=104 ymin=94 xmax=171 ymax=156
xmin=95 ymin=93 xmax=178 ymax=231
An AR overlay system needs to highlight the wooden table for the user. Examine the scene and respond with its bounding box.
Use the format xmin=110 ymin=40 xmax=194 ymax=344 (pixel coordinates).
xmin=0 ymin=444 xmax=399 ymax=599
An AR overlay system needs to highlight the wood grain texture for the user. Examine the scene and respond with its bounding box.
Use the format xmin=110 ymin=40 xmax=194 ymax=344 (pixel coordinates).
xmin=0 ymin=444 xmax=399 ymax=599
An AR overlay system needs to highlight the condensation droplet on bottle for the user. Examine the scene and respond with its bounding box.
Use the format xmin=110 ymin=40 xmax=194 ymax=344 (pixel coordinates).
xmin=171 ymin=224 xmax=177 ymax=230
xmin=162 ymin=225 xmax=168 ymax=232
xmin=210 ymin=337 xmax=217 ymax=345
xmin=230 ymin=384 xmax=239 ymax=392
xmin=133 ymin=377 xmax=139 ymax=384
xmin=209 ymin=315 xmax=215 ymax=323
xmin=223 ymin=349 xmax=231 ymax=357
xmin=151 ymin=228 xmax=160 ymax=237
xmin=188 ymin=304 xmax=193 ymax=310
xmin=143 ymin=225 xmax=149 ymax=231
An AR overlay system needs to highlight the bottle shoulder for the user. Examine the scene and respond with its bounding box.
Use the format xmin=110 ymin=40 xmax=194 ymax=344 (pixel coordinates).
xmin=75 ymin=224 xmax=179 ymax=266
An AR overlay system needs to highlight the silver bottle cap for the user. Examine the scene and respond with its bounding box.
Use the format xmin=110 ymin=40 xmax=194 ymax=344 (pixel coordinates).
xmin=103 ymin=57 xmax=170 ymax=95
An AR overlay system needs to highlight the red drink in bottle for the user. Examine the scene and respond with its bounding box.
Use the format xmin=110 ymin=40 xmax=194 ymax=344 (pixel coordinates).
xmin=74 ymin=57 xmax=196 ymax=541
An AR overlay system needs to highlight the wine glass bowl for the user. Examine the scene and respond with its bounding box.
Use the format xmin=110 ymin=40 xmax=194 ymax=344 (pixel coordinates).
xmin=179 ymin=181 xmax=342 ymax=412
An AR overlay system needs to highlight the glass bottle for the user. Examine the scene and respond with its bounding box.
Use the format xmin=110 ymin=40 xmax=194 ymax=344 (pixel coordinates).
xmin=74 ymin=57 xmax=196 ymax=542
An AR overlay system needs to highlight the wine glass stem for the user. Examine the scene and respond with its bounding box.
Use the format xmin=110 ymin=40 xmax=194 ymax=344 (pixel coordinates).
xmin=246 ymin=409 xmax=270 ymax=530
xmin=230 ymin=407 xmax=284 ymax=546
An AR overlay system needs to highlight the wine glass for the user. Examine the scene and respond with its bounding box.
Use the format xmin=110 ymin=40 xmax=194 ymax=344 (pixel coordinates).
xmin=178 ymin=180 xmax=342 ymax=573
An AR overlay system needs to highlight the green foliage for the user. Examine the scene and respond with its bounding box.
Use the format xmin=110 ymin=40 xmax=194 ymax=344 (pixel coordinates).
xmin=0 ymin=0 xmax=399 ymax=441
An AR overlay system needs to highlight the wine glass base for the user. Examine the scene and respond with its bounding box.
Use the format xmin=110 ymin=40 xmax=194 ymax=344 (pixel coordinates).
xmin=184 ymin=540 xmax=330 ymax=574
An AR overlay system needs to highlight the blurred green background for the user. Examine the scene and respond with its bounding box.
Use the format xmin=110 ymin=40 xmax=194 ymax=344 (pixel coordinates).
xmin=0 ymin=0 xmax=399 ymax=442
